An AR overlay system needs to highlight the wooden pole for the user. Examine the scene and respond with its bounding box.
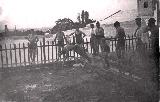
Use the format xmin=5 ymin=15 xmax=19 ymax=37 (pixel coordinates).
xmin=23 ymin=43 xmax=26 ymax=66
xmin=5 ymin=44 xmax=8 ymax=67
xmin=43 ymin=38 xmax=46 ymax=64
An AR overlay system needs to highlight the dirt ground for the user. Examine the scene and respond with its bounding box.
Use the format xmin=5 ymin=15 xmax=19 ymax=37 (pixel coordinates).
xmin=0 ymin=51 xmax=159 ymax=102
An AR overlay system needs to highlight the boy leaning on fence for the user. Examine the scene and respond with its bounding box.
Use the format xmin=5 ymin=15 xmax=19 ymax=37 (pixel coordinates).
xmin=26 ymin=29 xmax=39 ymax=63
xmin=134 ymin=18 xmax=149 ymax=59
xmin=95 ymin=21 xmax=105 ymax=53
xmin=54 ymin=25 xmax=67 ymax=59
xmin=90 ymin=23 xmax=98 ymax=56
xmin=69 ymin=23 xmax=86 ymax=46
xmin=114 ymin=21 xmax=126 ymax=59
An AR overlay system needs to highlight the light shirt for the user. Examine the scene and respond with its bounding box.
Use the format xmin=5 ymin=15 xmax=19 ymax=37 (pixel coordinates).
xmin=135 ymin=26 xmax=149 ymax=44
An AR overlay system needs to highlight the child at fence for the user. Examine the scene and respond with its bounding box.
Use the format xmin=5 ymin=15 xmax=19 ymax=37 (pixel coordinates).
xmin=54 ymin=25 xmax=67 ymax=59
xmin=90 ymin=23 xmax=98 ymax=56
xmin=27 ymin=29 xmax=39 ymax=63
xmin=134 ymin=18 xmax=149 ymax=60
xmin=95 ymin=21 xmax=105 ymax=53
xmin=69 ymin=23 xmax=86 ymax=46
xmin=114 ymin=21 xmax=126 ymax=59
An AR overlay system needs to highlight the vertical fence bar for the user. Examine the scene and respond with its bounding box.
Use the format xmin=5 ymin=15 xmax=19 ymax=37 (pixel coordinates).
xmin=40 ymin=42 xmax=43 ymax=64
xmin=131 ymin=35 xmax=134 ymax=50
xmin=19 ymin=43 xmax=22 ymax=66
xmin=90 ymin=38 xmax=93 ymax=54
xmin=114 ymin=37 xmax=117 ymax=52
xmin=125 ymin=36 xmax=127 ymax=51
xmin=52 ymin=41 xmax=54 ymax=62
xmin=27 ymin=43 xmax=30 ymax=65
xmin=86 ymin=38 xmax=89 ymax=53
xmin=111 ymin=36 xmax=113 ymax=52
xmin=48 ymin=41 xmax=50 ymax=62
xmin=128 ymin=35 xmax=131 ymax=50
xmin=149 ymin=37 xmax=151 ymax=49
xmin=55 ymin=41 xmax=58 ymax=60
xmin=1 ymin=49 xmax=3 ymax=68
xmin=37 ymin=42 xmax=38 ymax=64
xmin=14 ymin=44 xmax=17 ymax=67
xmin=73 ymin=36 xmax=76 ymax=59
xmin=23 ymin=43 xmax=26 ymax=66
xmin=43 ymin=38 xmax=46 ymax=64
xmin=5 ymin=44 xmax=8 ymax=67
xmin=10 ymin=44 xmax=13 ymax=67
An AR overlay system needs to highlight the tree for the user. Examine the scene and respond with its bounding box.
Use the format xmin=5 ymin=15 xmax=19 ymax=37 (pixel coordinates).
xmin=84 ymin=11 xmax=89 ymax=24
xmin=81 ymin=10 xmax=85 ymax=24
xmin=51 ymin=18 xmax=74 ymax=34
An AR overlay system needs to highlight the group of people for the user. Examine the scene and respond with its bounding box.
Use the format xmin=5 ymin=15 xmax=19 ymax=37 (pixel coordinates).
xmin=26 ymin=18 xmax=158 ymax=70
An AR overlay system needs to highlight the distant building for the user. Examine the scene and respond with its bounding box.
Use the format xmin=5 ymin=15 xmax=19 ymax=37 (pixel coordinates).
xmin=137 ymin=0 xmax=158 ymax=24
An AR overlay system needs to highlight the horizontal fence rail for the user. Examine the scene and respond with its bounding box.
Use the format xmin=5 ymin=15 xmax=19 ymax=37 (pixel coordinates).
xmin=0 ymin=35 xmax=152 ymax=68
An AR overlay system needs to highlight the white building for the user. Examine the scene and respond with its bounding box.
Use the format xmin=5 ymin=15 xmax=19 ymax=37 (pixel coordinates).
xmin=137 ymin=0 xmax=158 ymax=25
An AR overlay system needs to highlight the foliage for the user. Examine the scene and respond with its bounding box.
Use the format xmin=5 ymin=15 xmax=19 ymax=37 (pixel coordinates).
xmin=51 ymin=18 xmax=74 ymax=34
xmin=81 ymin=10 xmax=85 ymax=24
xmin=51 ymin=11 xmax=96 ymax=34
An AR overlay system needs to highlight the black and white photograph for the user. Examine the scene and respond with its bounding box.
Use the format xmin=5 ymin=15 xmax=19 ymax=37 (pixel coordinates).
xmin=0 ymin=0 xmax=159 ymax=102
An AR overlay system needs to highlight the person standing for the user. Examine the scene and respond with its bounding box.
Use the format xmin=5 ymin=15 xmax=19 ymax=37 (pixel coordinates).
xmin=90 ymin=24 xmax=98 ymax=55
xmin=27 ymin=29 xmax=39 ymax=63
xmin=147 ymin=18 xmax=159 ymax=84
xmin=54 ymin=26 xmax=67 ymax=59
xmin=134 ymin=18 xmax=149 ymax=58
xmin=114 ymin=21 xmax=126 ymax=59
xmin=95 ymin=21 xmax=105 ymax=53
xmin=69 ymin=24 xmax=86 ymax=46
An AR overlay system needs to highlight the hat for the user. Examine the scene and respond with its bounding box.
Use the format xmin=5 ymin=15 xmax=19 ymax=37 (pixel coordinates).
xmin=148 ymin=18 xmax=156 ymax=23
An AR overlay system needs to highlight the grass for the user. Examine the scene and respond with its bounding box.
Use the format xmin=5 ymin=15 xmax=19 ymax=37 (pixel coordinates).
xmin=0 ymin=50 xmax=158 ymax=102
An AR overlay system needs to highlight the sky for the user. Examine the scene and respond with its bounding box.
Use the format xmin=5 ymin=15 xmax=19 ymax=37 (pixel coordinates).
xmin=0 ymin=0 xmax=137 ymax=29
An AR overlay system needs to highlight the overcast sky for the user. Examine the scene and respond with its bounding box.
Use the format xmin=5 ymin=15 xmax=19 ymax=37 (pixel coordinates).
xmin=0 ymin=0 xmax=137 ymax=29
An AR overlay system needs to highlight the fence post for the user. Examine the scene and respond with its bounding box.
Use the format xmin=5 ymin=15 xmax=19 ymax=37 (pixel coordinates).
xmin=48 ymin=41 xmax=50 ymax=62
xmin=90 ymin=37 xmax=93 ymax=54
xmin=5 ymin=44 xmax=8 ymax=67
xmin=125 ymin=36 xmax=127 ymax=51
xmin=43 ymin=38 xmax=46 ymax=64
xmin=131 ymin=35 xmax=134 ymax=50
xmin=55 ymin=41 xmax=58 ymax=60
xmin=1 ymin=49 xmax=3 ymax=68
xmin=36 ymin=42 xmax=38 ymax=64
xmin=14 ymin=44 xmax=17 ymax=67
xmin=40 ymin=42 xmax=43 ymax=64
xmin=73 ymin=36 xmax=76 ymax=60
xmin=114 ymin=37 xmax=117 ymax=51
xmin=86 ymin=38 xmax=89 ymax=53
xmin=111 ymin=36 xmax=114 ymax=52
xmin=52 ymin=41 xmax=54 ymax=62
xmin=19 ymin=43 xmax=22 ymax=66
xmin=128 ymin=35 xmax=131 ymax=50
xmin=10 ymin=44 xmax=13 ymax=67
xmin=23 ymin=43 xmax=26 ymax=66
xmin=27 ymin=43 xmax=30 ymax=65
